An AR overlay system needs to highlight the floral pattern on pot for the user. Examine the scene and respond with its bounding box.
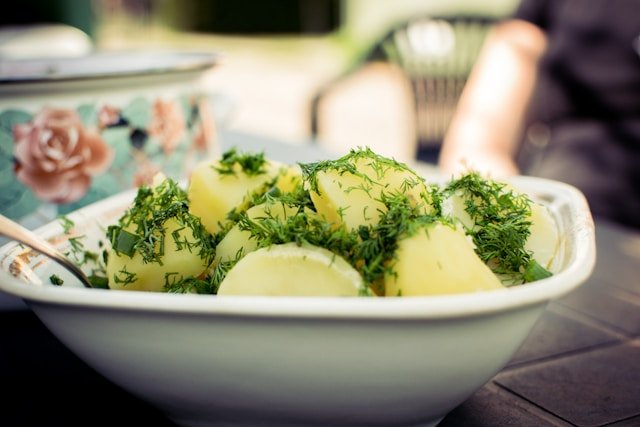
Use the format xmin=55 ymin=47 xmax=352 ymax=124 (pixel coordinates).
xmin=13 ymin=108 xmax=114 ymax=204
xmin=0 ymin=94 xmax=216 ymax=223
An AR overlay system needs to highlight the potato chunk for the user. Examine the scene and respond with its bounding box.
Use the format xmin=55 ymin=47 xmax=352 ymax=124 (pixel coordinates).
xmin=106 ymin=218 xmax=209 ymax=292
xmin=215 ymin=201 xmax=299 ymax=264
xmin=525 ymin=202 xmax=560 ymax=271
xmin=274 ymin=163 xmax=303 ymax=194
xmin=187 ymin=154 xmax=287 ymax=234
xmin=307 ymin=150 xmax=433 ymax=231
xmin=385 ymin=222 xmax=503 ymax=296
xmin=217 ymin=242 xmax=363 ymax=296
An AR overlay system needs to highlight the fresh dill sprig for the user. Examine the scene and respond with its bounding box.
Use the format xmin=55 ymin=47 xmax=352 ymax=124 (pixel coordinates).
xmin=233 ymin=189 xmax=438 ymax=295
xmin=107 ymin=178 xmax=216 ymax=268
xmin=49 ymin=274 xmax=64 ymax=286
xmin=113 ymin=265 xmax=137 ymax=287
xmin=54 ymin=216 xmax=109 ymax=287
xmin=63 ymin=146 xmax=553 ymax=293
xmin=250 ymin=182 xmax=314 ymax=211
xmin=352 ymin=192 xmax=439 ymax=293
xmin=443 ymin=172 xmax=540 ymax=283
xmin=213 ymin=147 xmax=268 ymax=176
xmin=58 ymin=215 xmax=74 ymax=234
xmin=163 ymin=272 xmax=212 ymax=294
xmin=300 ymin=147 xmax=424 ymax=194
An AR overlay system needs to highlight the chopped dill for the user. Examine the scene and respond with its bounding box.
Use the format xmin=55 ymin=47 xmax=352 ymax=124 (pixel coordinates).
xmin=213 ymin=147 xmax=268 ymax=176
xmin=58 ymin=215 xmax=74 ymax=234
xmin=164 ymin=272 xmax=212 ymax=294
xmin=107 ymin=178 xmax=216 ymax=267
xmin=113 ymin=265 xmax=137 ymax=287
xmin=54 ymin=216 xmax=109 ymax=287
xmin=233 ymin=190 xmax=438 ymax=295
xmin=353 ymin=192 xmax=440 ymax=293
xmin=443 ymin=172 xmax=549 ymax=283
xmin=78 ymin=146 xmax=554 ymax=293
xmin=300 ymin=147 xmax=423 ymax=195
xmin=49 ymin=274 xmax=64 ymax=286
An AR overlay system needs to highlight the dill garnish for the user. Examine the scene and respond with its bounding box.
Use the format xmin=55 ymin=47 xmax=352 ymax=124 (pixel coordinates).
xmin=113 ymin=265 xmax=137 ymax=287
xmin=55 ymin=216 xmax=109 ymax=288
xmin=107 ymin=178 xmax=216 ymax=267
xmin=49 ymin=274 xmax=64 ymax=286
xmin=300 ymin=147 xmax=422 ymax=195
xmin=443 ymin=172 xmax=548 ymax=283
xmin=58 ymin=215 xmax=74 ymax=234
xmin=352 ymin=192 xmax=439 ymax=293
xmin=213 ymin=147 xmax=268 ymax=176
xmin=69 ymin=146 xmax=555 ymax=294
xmin=231 ymin=189 xmax=438 ymax=295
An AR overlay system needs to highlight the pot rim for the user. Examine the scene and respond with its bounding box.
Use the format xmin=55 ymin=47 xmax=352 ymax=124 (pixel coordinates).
xmin=0 ymin=49 xmax=220 ymax=85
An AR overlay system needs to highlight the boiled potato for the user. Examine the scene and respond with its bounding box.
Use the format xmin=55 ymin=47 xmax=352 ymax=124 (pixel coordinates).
xmin=525 ymin=202 xmax=560 ymax=271
xmin=385 ymin=222 xmax=504 ymax=296
xmin=309 ymin=152 xmax=433 ymax=231
xmin=188 ymin=156 xmax=289 ymax=234
xmin=442 ymin=185 xmax=560 ymax=269
xmin=440 ymin=190 xmax=475 ymax=230
xmin=215 ymin=201 xmax=299 ymax=264
xmin=274 ymin=163 xmax=303 ymax=194
xmin=217 ymin=242 xmax=363 ymax=296
xmin=106 ymin=218 xmax=209 ymax=292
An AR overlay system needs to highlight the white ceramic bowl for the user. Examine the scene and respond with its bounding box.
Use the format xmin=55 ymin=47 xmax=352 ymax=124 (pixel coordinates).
xmin=0 ymin=175 xmax=595 ymax=427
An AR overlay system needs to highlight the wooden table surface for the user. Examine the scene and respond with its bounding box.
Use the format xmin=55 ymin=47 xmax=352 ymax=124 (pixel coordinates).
xmin=1 ymin=132 xmax=638 ymax=426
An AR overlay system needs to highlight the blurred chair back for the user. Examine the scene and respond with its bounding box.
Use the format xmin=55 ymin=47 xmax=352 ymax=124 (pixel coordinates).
xmin=309 ymin=14 xmax=497 ymax=163
xmin=380 ymin=15 xmax=497 ymax=162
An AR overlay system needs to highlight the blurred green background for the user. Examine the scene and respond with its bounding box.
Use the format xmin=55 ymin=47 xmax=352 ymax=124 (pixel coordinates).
xmin=0 ymin=0 xmax=520 ymax=163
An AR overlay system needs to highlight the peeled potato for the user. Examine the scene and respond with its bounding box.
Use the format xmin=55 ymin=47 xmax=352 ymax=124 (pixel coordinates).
xmin=525 ymin=202 xmax=559 ymax=270
xmin=274 ymin=163 xmax=303 ymax=193
xmin=385 ymin=222 xmax=504 ymax=296
xmin=440 ymin=191 xmax=475 ymax=230
xmin=106 ymin=218 xmax=209 ymax=292
xmin=217 ymin=242 xmax=362 ymax=296
xmin=215 ymin=201 xmax=299 ymax=264
xmin=310 ymin=156 xmax=432 ymax=231
xmin=187 ymin=159 xmax=283 ymax=234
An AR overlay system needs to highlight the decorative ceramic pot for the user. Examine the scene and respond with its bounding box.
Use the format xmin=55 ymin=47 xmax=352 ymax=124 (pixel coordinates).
xmin=0 ymin=50 xmax=219 ymax=229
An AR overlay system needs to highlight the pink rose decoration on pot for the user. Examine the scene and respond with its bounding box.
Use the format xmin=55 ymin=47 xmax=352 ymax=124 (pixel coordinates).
xmin=148 ymin=99 xmax=185 ymax=154
xmin=193 ymin=98 xmax=217 ymax=153
xmin=13 ymin=108 xmax=114 ymax=204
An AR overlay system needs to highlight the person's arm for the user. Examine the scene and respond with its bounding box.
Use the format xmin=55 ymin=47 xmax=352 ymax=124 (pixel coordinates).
xmin=438 ymin=19 xmax=547 ymax=178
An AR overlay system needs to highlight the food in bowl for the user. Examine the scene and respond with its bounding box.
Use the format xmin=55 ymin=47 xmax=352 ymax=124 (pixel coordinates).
xmin=63 ymin=146 xmax=559 ymax=297
xmin=0 ymin=148 xmax=595 ymax=427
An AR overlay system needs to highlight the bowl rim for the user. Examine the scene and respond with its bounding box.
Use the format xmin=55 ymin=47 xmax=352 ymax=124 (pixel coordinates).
xmin=0 ymin=49 xmax=220 ymax=85
xmin=0 ymin=175 xmax=596 ymax=320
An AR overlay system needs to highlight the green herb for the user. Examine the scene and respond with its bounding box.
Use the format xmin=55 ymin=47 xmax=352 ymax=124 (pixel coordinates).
xmin=61 ymin=147 xmax=554 ymax=293
xmin=300 ymin=147 xmax=424 ymax=195
xmin=55 ymin=216 xmax=110 ymax=286
xmin=49 ymin=274 xmax=64 ymax=286
xmin=442 ymin=172 xmax=549 ymax=283
xmin=233 ymin=189 xmax=438 ymax=295
xmin=352 ymin=192 xmax=439 ymax=293
xmin=213 ymin=147 xmax=268 ymax=176
xmin=110 ymin=229 xmax=139 ymax=257
xmin=88 ymin=274 xmax=109 ymax=289
xmin=107 ymin=178 xmax=216 ymax=267
xmin=58 ymin=215 xmax=74 ymax=234
xmin=163 ymin=272 xmax=212 ymax=294
xmin=113 ymin=265 xmax=137 ymax=287
xmin=523 ymin=259 xmax=553 ymax=282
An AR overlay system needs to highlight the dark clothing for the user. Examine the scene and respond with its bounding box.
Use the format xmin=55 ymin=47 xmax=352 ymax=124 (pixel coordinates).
xmin=513 ymin=0 xmax=640 ymax=229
